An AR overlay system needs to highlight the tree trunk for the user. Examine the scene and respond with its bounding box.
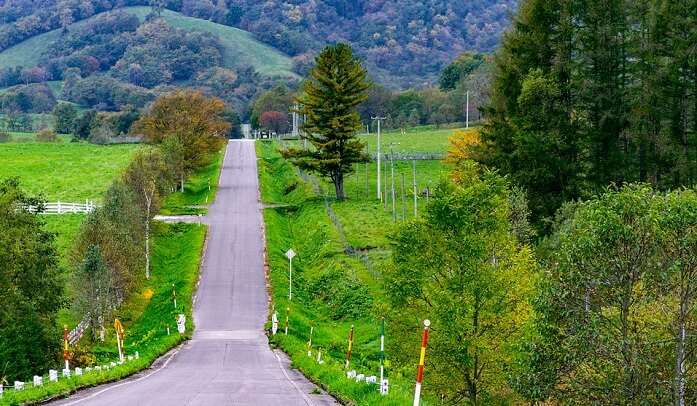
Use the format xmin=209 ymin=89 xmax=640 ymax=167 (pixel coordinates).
xmin=334 ymin=172 xmax=345 ymax=200
xmin=145 ymin=218 xmax=150 ymax=279
xmin=675 ymin=299 xmax=687 ymax=406
xmin=180 ymin=174 xmax=185 ymax=192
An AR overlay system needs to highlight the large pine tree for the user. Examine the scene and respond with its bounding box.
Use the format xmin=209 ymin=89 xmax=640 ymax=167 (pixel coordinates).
xmin=281 ymin=43 xmax=370 ymax=200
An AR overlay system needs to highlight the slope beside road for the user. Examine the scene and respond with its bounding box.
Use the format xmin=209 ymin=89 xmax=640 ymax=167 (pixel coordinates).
xmin=49 ymin=140 xmax=336 ymax=406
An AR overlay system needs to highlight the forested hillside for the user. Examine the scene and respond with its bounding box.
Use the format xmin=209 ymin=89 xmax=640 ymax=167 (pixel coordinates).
xmin=0 ymin=0 xmax=516 ymax=87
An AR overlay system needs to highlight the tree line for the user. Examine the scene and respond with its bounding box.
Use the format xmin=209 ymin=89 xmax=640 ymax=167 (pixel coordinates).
xmin=475 ymin=0 xmax=697 ymax=231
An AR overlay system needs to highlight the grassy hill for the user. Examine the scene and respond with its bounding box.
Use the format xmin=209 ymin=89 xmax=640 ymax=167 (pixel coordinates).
xmin=0 ymin=6 xmax=296 ymax=78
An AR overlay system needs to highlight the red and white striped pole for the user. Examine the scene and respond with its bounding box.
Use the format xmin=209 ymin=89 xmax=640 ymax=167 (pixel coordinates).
xmin=63 ymin=325 xmax=70 ymax=370
xmin=413 ymin=319 xmax=430 ymax=406
xmin=345 ymin=325 xmax=354 ymax=369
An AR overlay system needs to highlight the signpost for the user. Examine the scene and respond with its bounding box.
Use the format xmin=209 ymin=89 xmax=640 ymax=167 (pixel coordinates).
xmin=285 ymin=249 xmax=296 ymax=301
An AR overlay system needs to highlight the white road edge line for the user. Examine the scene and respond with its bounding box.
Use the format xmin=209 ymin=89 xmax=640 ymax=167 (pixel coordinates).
xmin=59 ymin=347 xmax=181 ymax=406
xmin=274 ymin=350 xmax=315 ymax=406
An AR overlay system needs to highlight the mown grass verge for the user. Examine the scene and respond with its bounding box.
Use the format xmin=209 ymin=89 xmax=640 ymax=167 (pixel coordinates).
xmin=0 ymin=222 xmax=206 ymax=406
xmin=257 ymin=141 xmax=418 ymax=405
xmin=160 ymin=147 xmax=225 ymax=215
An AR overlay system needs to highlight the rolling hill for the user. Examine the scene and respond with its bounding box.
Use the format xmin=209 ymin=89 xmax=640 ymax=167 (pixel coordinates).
xmin=0 ymin=7 xmax=296 ymax=79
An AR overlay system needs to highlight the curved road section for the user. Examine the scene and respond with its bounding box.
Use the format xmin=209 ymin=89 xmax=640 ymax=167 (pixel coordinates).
xmin=50 ymin=140 xmax=336 ymax=406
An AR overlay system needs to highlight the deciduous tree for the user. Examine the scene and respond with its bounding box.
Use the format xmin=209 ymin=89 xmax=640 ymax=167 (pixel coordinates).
xmin=386 ymin=163 xmax=536 ymax=403
xmin=133 ymin=90 xmax=228 ymax=191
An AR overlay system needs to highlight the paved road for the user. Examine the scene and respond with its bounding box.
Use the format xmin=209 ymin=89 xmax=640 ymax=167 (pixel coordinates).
xmin=50 ymin=140 xmax=336 ymax=406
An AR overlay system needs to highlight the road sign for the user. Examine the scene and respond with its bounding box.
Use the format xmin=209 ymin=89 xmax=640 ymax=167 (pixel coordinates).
xmin=285 ymin=249 xmax=296 ymax=260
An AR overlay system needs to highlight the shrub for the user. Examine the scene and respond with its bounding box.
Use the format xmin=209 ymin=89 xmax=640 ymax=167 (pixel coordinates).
xmin=36 ymin=128 xmax=59 ymax=142
xmin=0 ymin=131 xmax=12 ymax=143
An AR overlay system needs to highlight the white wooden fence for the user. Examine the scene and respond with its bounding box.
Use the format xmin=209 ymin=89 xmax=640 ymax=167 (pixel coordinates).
xmin=27 ymin=200 xmax=98 ymax=214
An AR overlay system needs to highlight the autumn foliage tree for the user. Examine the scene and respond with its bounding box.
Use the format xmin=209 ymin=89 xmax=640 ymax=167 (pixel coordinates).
xmin=259 ymin=111 xmax=289 ymax=134
xmin=133 ymin=90 xmax=229 ymax=191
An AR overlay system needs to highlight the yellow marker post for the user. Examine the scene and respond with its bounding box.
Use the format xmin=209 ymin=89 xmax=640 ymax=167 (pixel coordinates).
xmin=114 ymin=319 xmax=125 ymax=363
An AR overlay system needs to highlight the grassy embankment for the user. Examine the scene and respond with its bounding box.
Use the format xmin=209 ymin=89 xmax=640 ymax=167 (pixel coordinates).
xmin=0 ymin=222 xmax=206 ymax=406
xmin=257 ymin=131 xmax=459 ymax=404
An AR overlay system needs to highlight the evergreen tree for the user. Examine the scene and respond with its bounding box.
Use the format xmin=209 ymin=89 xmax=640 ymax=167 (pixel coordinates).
xmin=281 ymin=43 xmax=370 ymax=200
xmin=477 ymin=0 xmax=697 ymax=231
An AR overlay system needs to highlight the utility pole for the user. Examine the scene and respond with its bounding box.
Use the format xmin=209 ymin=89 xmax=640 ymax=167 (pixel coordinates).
xmin=390 ymin=145 xmax=396 ymax=222
xmin=465 ymin=91 xmax=470 ymax=129
xmin=401 ymin=172 xmax=406 ymax=221
xmin=372 ymin=116 xmax=386 ymax=200
xmin=303 ymin=113 xmax=308 ymax=149
xmin=412 ymin=160 xmax=417 ymax=217
xmin=292 ymin=104 xmax=299 ymax=137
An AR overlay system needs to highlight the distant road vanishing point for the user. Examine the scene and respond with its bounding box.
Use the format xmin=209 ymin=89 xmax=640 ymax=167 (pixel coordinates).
xmin=49 ymin=140 xmax=337 ymax=406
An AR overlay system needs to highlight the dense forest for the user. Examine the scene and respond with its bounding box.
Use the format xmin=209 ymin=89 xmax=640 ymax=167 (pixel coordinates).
xmin=0 ymin=0 xmax=515 ymax=87
xmin=475 ymin=0 xmax=697 ymax=230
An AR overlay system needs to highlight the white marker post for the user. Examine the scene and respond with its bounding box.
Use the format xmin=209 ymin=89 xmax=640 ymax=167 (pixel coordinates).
xmin=285 ymin=249 xmax=296 ymax=301
xmin=380 ymin=318 xmax=386 ymax=394
xmin=272 ymin=311 xmax=279 ymax=335
xmin=307 ymin=325 xmax=314 ymax=357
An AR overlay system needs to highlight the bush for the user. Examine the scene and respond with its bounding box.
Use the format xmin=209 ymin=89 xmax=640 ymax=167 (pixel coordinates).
xmin=308 ymin=268 xmax=373 ymax=320
xmin=0 ymin=130 xmax=12 ymax=143
xmin=36 ymin=128 xmax=59 ymax=142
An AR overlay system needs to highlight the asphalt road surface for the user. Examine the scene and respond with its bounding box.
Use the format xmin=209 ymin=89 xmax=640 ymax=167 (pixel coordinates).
xmin=49 ymin=140 xmax=336 ymax=406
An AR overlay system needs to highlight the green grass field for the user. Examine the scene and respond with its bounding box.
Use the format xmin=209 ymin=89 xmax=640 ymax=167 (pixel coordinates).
xmin=0 ymin=7 xmax=295 ymax=79
xmin=0 ymin=141 xmax=140 ymax=201
xmin=358 ymin=125 xmax=464 ymax=154
xmin=1 ymin=222 xmax=206 ymax=406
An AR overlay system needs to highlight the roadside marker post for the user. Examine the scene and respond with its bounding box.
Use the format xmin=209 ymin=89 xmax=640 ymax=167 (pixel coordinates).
xmin=316 ymin=347 xmax=323 ymax=364
xmin=49 ymin=369 xmax=58 ymax=382
xmin=285 ymin=307 xmax=290 ymax=335
xmin=307 ymin=325 xmax=314 ymax=357
xmin=285 ymin=249 xmax=296 ymax=301
xmin=33 ymin=376 xmax=42 ymax=387
xmin=345 ymin=325 xmax=354 ymax=369
xmin=413 ymin=319 xmax=431 ymax=406
xmin=380 ymin=318 xmax=386 ymax=395
xmin=63 ymin=325 xmax=70 ymax=371
xmin=172 ymin=284 xmax=177 ymax=310
xmin=272 ymin=311 xmax=278 ymax=335
xmin=114 ymin=319 xmax=125 ymax=363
